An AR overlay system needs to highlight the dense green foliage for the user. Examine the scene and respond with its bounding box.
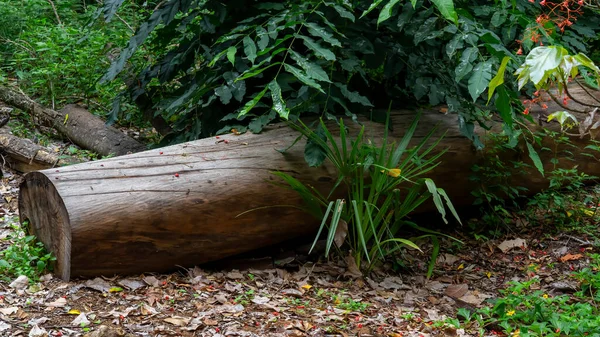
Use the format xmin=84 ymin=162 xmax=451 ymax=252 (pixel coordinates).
xmin=99 ymin=0 xmax=600 ymax=145
xmin=0 ymin=0 xmax=150 ymax=119
xmin=0 ymin=219 xmax=55 ymax=282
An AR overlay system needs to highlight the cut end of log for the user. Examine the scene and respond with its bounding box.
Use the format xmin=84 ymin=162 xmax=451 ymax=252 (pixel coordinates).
xmin=19 ymin=172 xmax=71 ymax=280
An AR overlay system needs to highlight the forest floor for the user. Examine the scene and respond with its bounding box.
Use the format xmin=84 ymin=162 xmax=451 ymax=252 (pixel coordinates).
xmin=1 ymin=166 xmax=599 ymax=337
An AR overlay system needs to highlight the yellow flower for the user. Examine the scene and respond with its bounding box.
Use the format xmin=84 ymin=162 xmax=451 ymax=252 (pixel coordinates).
xmin=511 ymin=329 xmax=520 ymax=337
xmin=381 ymin=168 xmax=402 ymax=178
xmin=542 ymin=294 xmax=549 ymax=299
xmin=506 ymin=310 xmax=515 ymax=317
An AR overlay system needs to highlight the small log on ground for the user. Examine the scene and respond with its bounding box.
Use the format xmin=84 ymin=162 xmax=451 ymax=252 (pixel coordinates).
xmin=0 ymin=86 xmax=146 ymax=156
xmin=0 ymin=132 xmax=82 ymax=172
xmin=18 ymin=106 xmax=600 ymax=280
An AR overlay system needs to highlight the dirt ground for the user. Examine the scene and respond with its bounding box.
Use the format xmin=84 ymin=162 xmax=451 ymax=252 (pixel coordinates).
xmin=1 ymin=166 xmax=596 ymax=337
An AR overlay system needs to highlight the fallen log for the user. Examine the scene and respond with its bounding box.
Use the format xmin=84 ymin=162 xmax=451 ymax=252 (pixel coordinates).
xmin=18 ymin=103 xmax=600 ymax=280
xmin=0 ymin=132 xmax=83 ymax=172
xmin=0 ymin=86 xmax=146 ymax=156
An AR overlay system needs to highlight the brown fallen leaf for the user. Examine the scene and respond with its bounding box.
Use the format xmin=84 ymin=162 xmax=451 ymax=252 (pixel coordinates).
xmin=45 ymin=297 xmax=67 ymax=308
xmin=445 ymin=284 xmax=469 ymax=299
xmin=0 ymin=307 xmax=18 ymax=315
xmin=334 ymin=219 xmax=348 ymax=248
xmin=344 ymin=255 xmax=362 ymax=279
xmin=560 ymin=253 xmax=583 ymax=262
xmin=498 ymin=238 xmax=527 ymax=253
xmin=203 ymin=318 xmax=218 ymax=326
xmin=164 ymin=316 xmax=190 ymax=327
xmin=281 ymin=288 xmax=304 ymax=298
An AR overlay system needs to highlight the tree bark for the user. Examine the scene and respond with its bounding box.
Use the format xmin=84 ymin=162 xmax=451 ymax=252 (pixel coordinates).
xmin=0 ymin=132 xmax=82 ymax=172
xmin=19 ymin=125 xmax=336 ymax=280
xmin=0 ymin=86 xmax=146 ymax=156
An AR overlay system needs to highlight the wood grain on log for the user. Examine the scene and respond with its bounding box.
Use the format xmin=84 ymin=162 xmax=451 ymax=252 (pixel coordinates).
xmin=19 ymin=125 xmax=335 ymax=280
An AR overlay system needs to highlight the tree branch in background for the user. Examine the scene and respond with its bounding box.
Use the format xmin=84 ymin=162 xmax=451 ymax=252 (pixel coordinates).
xmin=46 ymin=0 xmax=62 ymax=26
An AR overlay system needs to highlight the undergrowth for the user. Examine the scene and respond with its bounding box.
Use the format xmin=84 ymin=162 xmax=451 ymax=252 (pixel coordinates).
xmin=0 ymin=217 xmax=55 ymax=282
xmin=448 ymin=254 xmax=600 ymax=336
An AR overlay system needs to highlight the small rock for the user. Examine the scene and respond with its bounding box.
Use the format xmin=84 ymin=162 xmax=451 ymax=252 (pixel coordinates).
xmin=10 ymin=275 xmax=29 ymax=289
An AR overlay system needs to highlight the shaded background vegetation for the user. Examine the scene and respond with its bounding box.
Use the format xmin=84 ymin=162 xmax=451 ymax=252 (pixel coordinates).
xmin=1 ymin=0 xmax=598 ymax=146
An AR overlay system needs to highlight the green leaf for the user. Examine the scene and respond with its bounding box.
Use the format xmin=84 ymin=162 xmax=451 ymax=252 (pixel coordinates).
xmin=284 ymin=64 xmax=325 ymax=93
xmin=304 ymin=123 xmax=328 ymax=167
xmin=289 ymin=50 xmax=330 ymax=82
xmin=208 ymin=49 xmax=229 ymax=67
xmin=360 ymin=0 xmax=385 ymax=19
xmin=227 ymin=46 xmax=237 ymax=66
xmin=574 ymin=53 xmax=600 ymax=73
xmin=468 ymin=61 xmax=492 ymax=102
xmin=490 ymin=10 xmax=507 ymax=27
xmin=495 ymin=86 xmax=513 ymax=127
xmin=304 ymin=22 xmax=341 ymax=47
xmin=248 ymin=110 xmax=276 ymax=133
xmin=526 ymin=142 xmax=545 ymax=177
xmin=298 ymin=35 xmax=336 ymax=61
xmin=446 ymin=34 xmax=464 ymax=58
xmin=517 ymin=46 xmax=568 ymax=87
xmin=328 ymin=3 xmax=355 ymax=22
xmin=487 ymin=56 xmax=511 ymax=103
xmin=431 ymin=0 xmax=458 ymax=25
xmin=334 ymin=83 xmax=373 ymax=107
xmin=237 ymin=62 xmax=282 ymax=81
xmin=426 ymin=236 xmax=439 ymax=279
xmin=256 ymin=26 xmax=270 ymax=50
xmin=214 ymin=85 xmax=232 ymax=105
xmin=268 ymin=80 xmax=290 ymax=119
xmin=547 ymin=111 xmax=579 ymax=128
xmin=102 ymin=0 xmax=126 ymax=22
xmin=377 ymin=0 xmax=402 ymax=25
xmin=238 ymin=86 xmax=269 ymax=118
xmin=455 ymin=47 xmax=477 ymax=82
xmin=243 ymin=36 xmax=257 ymax=64
xmin=425 ymin=179 xmax=447 ymax=224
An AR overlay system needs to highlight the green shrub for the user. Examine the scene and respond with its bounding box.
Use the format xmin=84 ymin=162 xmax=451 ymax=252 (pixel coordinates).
xmin=272 ymin=113 xmax=461 ymax=275
xmin=0 ymin=219 xmax=56 ymax=282
xmin=452 ymin=255 xmax=600 ymax=336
